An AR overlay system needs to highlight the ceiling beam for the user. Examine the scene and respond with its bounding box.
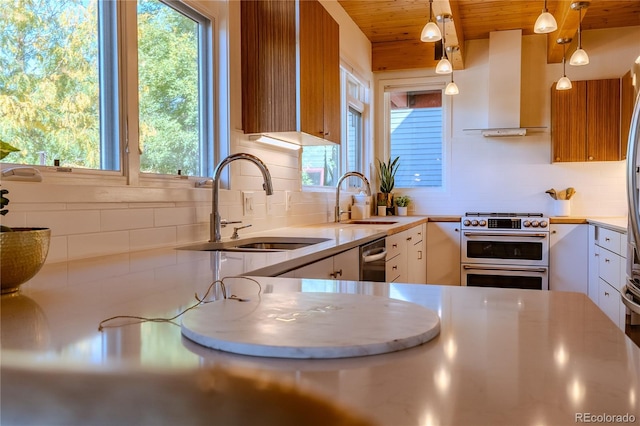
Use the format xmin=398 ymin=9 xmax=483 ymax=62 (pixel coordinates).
xmin=546 ymin=0 xmax=585 ymax=63
xmin=370 ymin=0 xmax=466 ymax=72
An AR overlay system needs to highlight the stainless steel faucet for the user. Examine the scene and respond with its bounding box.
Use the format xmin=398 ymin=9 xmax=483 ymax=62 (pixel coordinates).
xmin=210 ymin=153 xmax=274 ymax=242
xmin=335 ymin=171 xmax=371 ymax=223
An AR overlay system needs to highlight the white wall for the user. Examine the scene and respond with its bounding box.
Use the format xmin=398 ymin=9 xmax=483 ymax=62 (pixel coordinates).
xmin=374 ymin=26 xmax=640 ymax=218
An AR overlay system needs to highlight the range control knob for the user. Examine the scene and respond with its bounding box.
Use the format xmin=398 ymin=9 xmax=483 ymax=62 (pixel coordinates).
xmin=471 ymin=220 xmax=479 ymax=226
xmin=463 ymin=219 xmax=471 ymax=226
xmin=531 ymin=220 xmax=540 ymax=227
xmin=479 ymin=220 xmax=487 ymax=227
xmin=539 ymin=220 xmax=548 ymax=228
xmin=523 ymin=220 xmax=531 ymax=227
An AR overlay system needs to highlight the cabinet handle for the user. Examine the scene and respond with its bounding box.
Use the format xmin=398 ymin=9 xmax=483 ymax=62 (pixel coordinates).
xmin=605 ymin=237 xmax=611 ymax=242
xmin=455 ymin=228 xmax=459 ymax=232
xmin=392 ymin=265 xmax=398 ymax=270
xmin=392 ymin=243 xmax=398 ymax=248
xmin=418 ymin=250 xmax=422 ymax=260
xmin=335 ymin=269 xmax=342 ymax=277
xmin=324 ymin=132 xmax=330 ymax=136
xmin=605 ymin=258 xmax=611 ymax=263
xmin=588 ymin=156 xmax=594 ymax=161
xmin=407 ymin=236 xmax=412 ymax=241
xmin=604 ymin=291 xmax=610 ymax=296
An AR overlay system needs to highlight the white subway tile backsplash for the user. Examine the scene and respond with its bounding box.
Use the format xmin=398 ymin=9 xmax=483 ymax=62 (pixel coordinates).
xmin=130 ymin=227 xmax=177 ymax=252
xmin=101 ymin=208 xmax=154 ymax=231
xmin=28 ymin=210 xmax=101 ymax=236
xmin=154 ymin=206 xmax=196 ymax=227
xmin=67 ymin=231 xmax=130 ymax=260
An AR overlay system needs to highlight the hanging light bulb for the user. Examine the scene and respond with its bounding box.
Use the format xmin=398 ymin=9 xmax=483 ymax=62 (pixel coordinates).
xmin=435 ymin=14 xmax=452 ymax=74
xmin=421 ymin=0 xmax=442 ymax=42
xmin=569 ymin=2 xmax=590 ymax=66
xmin=534 ymin=0 xmax=558 ymax=34
xmin=445 ymin=46 xmax=459 ymax=95
xmin=445 ymin=75 xmax=459 ymax=95
xmin=556 ymin=38 xmax=573 ymax=90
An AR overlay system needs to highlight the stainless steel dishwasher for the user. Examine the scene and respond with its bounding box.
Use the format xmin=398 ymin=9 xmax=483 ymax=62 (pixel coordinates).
xmin=360 ymin=238 xmax=387 ymax=282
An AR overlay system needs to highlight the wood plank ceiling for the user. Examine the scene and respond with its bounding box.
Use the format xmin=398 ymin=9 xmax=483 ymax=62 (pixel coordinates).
xmin=337 ymin=0 xmax=640 ymax=72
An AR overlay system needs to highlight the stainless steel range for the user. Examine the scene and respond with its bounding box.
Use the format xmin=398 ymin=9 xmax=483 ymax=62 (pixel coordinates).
xmin=460 ymin=212 xmax=550 ymax=290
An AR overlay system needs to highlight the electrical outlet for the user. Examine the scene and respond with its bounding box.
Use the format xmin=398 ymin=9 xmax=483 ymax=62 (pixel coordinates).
xmin=242 ymin=191 xmax=254 ymax=216
xmin=285 ymin=191 xmax=292 ymax=212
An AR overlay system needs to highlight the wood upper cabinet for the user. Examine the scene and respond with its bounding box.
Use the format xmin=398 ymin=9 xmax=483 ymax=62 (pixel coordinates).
xmin=241 ymin=0 xmax=340 ymax=144
xmin=621 ymin=70 xmax=634 ymax=159
xmin=551 ymin=78 xmax=622 ymax=162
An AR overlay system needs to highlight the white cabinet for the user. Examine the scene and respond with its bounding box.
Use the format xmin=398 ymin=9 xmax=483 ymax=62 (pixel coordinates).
xmin=386 ymin=223 xmax=427 ymax=284
xmin=407 ymin=224 xmax=426 ymax=284
xmin=284 ymin=248 xmax=360 ymax=280
xmin=588 ymin=224 xmax=627 ymax=330
xmin=385 ymin=230 xmax=408 ymax=282
xmin=426 ymin=221 xmax=461 ymax=286
xmin=549 ymin=224 xmax=588 ymax=293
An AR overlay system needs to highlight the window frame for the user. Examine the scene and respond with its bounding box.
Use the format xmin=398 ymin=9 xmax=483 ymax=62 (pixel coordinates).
xmin=0 ymin=0 xmax=222 ymax=188
xmin=379 ymin=76 xmax=452 ymax=193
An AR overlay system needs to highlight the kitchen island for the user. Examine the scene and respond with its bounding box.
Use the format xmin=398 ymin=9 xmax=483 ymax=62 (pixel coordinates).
xmin=2 ymin=243 xmax=639 ymax=426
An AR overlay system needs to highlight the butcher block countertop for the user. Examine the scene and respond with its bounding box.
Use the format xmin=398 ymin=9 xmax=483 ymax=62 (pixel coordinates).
xmin=3 ymin=237 xmax=640 ymax=425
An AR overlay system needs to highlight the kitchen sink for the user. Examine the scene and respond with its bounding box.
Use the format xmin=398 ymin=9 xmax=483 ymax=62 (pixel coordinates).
xmin=178 ymin=237 xmax=331 ymax=252
xmin=346 ymin=220 xmax=398 ymax=225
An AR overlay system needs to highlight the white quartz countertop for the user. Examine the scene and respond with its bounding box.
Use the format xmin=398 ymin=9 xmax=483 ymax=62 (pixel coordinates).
xmin=588 ymin=217 xmax=628 ymax=233
xmin=2 ymin=240 xmax=640 ymax=425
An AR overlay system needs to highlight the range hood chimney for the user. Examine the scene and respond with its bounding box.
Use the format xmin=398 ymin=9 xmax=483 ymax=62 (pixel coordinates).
xmin=483 ymin=29 xmax=526 ymax=137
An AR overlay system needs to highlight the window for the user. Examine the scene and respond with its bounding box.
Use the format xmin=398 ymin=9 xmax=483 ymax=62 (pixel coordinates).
xmin=387 ymin=88 xmax=444 ymax=188
xmin=302 ymin=68 xmax=368 ymax=188
xmin=0 ymin=0 xmax=214 ymax=178
xmin=1 ymin=0 xmax=104 ymax=169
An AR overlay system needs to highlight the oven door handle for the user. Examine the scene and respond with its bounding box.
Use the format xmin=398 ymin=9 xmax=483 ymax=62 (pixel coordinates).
xmin=362 ymin=248 xmax=387 ymax=263
xmin=463 ymin=232 xmax=548 ymax=238
xmin=462 ymin=265 xmax=547 ymax=273
xmin=622 ymin=284 xmax=640 ymax=315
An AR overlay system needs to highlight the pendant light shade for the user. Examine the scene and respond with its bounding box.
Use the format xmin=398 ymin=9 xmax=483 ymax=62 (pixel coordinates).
xmin=421 ymin=0 xmax=442 ymax=42
xmin=569 ymin=2 xmax=590 ymax=66
xmin=556 ymin=76 xmax=572 ymax=90
xmin=436 ymin=57 xmax=453 ymax=74
xmin=556 ymin=38 xmax=573 ymax=91
xmin=445 ymin=79 xmax=459 ymax=95
xmin=570 ymin=48 xmax=589 ymax=66
xmin=435 ymin=14 xmax=452 ymax=75
xmin=534 ymin=0 xmax=557 ymax=34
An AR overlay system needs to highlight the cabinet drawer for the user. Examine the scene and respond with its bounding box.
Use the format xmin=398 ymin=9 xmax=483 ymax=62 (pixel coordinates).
xmin=386 ymin=231 xmax=406 ymax=260
xmin=406 ymin=225 xmax=424 ymax=244
xmin=597 ymin=228 xmax=622 ymax=255
xmin=598 ymin=278 xmax=620 ymax=326
xmin=598 ymin=248 xmax=622 ymax=288
xmin=385 ymin=258 xmax=401 ymax=282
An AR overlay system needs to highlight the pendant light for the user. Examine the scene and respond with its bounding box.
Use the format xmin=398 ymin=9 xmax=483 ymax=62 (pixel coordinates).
xmin=556 ymin=38 xmax=573 ymax=90
xmin=569 ymin=2 xmax=590 ymax=66
xmin=445 ymin=46 xmax=459 ymax=95
xmin=534 ymin=0 xmax=558 ymax=34
xmin=435 ymin=14 xmax=452 ymax=74
xmin=421 ymin=0 xmax=442 ymax=42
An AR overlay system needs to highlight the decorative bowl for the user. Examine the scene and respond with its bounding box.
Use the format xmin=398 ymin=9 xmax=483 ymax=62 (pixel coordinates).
xmin=1 ymin=228 xmax=51 ymax=294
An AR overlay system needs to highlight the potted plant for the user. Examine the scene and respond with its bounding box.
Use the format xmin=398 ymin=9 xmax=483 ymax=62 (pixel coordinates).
xmin=395 ymin=195 xmax=410 ymax=216
xmin=0 ymin=140 xmax=51 ymax=294
xmin=376 ymin=156 xmax=399 ymax=215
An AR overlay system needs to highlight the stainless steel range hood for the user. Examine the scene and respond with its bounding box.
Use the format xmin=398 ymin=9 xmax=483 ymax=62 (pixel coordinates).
xmin=471 ymin=30 xmax=531 ymax=137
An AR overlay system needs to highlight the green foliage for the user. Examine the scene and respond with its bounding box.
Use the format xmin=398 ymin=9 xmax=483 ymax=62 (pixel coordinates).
xmin=1 ymin=0 xmax=202 ymax=174
xmin=0 ymin=140 xmax=20 ymax=160
xmin=395 ymin=195 xmax=410 ymax=207
xmin=376 ymin=156 xmax=399 ymax=193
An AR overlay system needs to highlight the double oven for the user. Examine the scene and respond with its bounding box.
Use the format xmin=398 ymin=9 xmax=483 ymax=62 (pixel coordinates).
xmin=460 ymin=213 xmax=550 ymax=290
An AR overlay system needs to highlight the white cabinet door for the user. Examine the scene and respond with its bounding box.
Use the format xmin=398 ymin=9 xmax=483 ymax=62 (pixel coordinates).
xmin=549 ymin=224 xmax=588 ymax=293
xmin=290 ymin=248 xmax=360 ymax=281
xmin=333 ymin=247 xmax=360 ymax=281
xmin=292 ymin=257 xmax=335 ymax=279
xmin=407 ymin=225 xmax=426 ymax=284
xmin=599 ymin=278 xmax=620 ymax=325
xmin=426 ymin=222 xmax=461 ymax=286
xmin=587 ymin=225 xmax=599 ymax=303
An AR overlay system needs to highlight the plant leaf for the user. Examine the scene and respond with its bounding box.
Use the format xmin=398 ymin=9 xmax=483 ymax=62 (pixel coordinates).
xmin=0 ymin=140 xmax=20 ymax=161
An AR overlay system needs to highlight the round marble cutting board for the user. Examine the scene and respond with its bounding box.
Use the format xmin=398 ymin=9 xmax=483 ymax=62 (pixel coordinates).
xmin=181 ymin=292 xmax=440 ymax=359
